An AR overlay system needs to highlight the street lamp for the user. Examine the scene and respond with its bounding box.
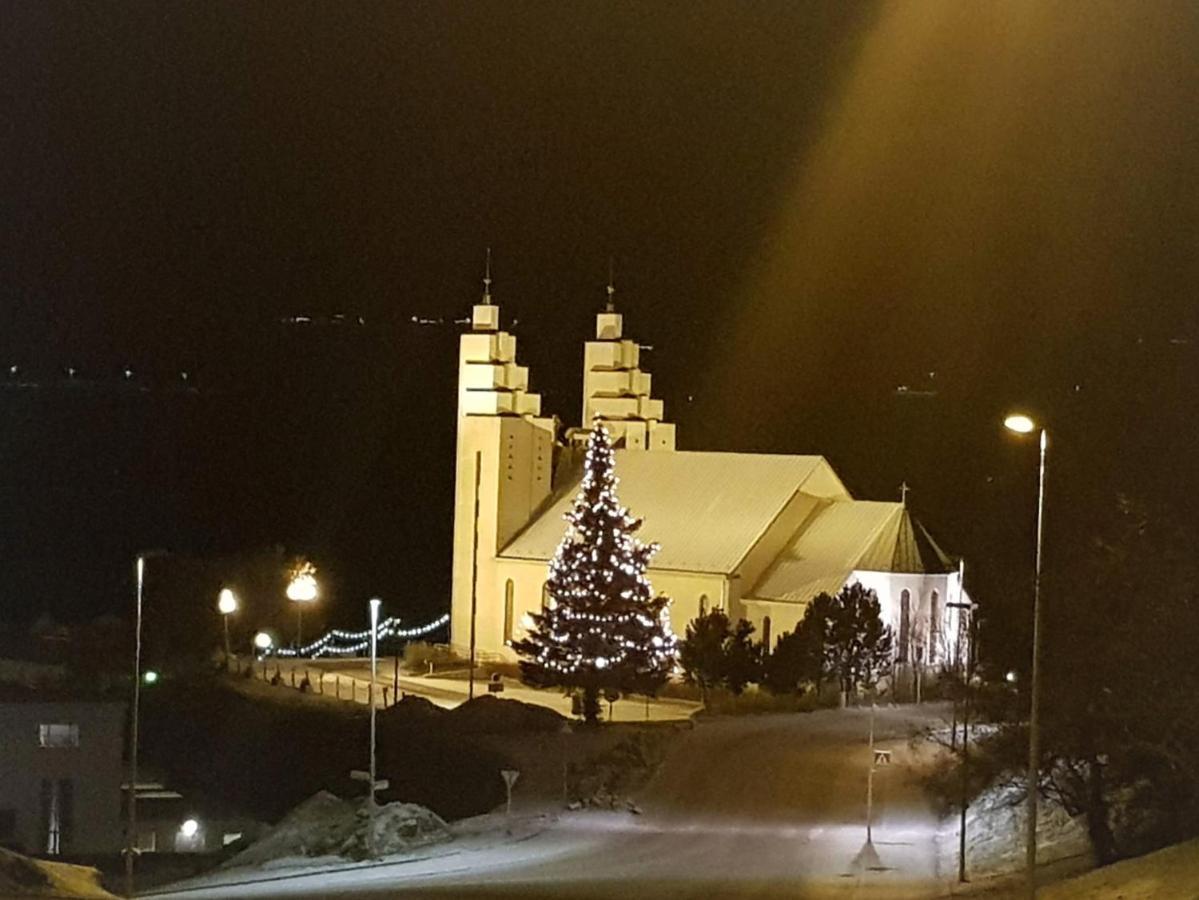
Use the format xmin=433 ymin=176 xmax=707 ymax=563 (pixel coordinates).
xmin=218 ymin=588 xmax=239 ymax=669
xmin=286 ymin=564 xmax=318 ymax=648
xmin=368 ymin=597 xmax=381 ymax=859
xmin=253 ymin=631 xmax=274 ymax=653
xmin=1004 ymin=412 xmax=1048 ymax=898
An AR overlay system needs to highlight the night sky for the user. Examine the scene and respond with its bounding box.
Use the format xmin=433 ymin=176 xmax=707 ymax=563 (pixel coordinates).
xmin=2 ymin=3 xmax=1196 ymax=634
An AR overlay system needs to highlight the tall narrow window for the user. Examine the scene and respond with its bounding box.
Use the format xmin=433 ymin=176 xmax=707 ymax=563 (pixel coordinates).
xmin=698 ymin=594 xmax=708 ymax=617
xmin=40 ymin=779 xmax=71 ymax=855
xmin=541 ymin=582 xmax=551 ymax=611
xmin=898 ymin=590 xmax=911 ymax=663
xmin=929 ymin=590 xmax=941 ymax=664
xmin=503 ymin=580 xmax=515 ymax=644
xmin=762 ymin=616 xmax=772 ymax=651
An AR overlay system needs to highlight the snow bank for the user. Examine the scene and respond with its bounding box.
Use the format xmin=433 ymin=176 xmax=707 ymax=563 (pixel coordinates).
xmin=1042 ymin=837 xmax=1199 ymax=900
xmin=939 ymin=784 xmax=1091 ymax=877
xmin=224 ymin=790 xmax=451 ymax=869
xmin=0 ymin=847 xmax=114 ymax=898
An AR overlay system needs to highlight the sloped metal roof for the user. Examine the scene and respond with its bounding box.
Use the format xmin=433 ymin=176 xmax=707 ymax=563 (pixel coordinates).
xmin=499 ymin=450 xmax=847 ymax=574
xmin=749 ymin=500 xmax=900 ymax=604
xmin=749 ymin=500 xmax=960 ymax=604
xmin=856 ymin=506 xmax=958 ymax=574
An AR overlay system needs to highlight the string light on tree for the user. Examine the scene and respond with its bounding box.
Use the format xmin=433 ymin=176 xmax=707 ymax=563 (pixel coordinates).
xmin=512 ymin=420 xmax=677 ymax=723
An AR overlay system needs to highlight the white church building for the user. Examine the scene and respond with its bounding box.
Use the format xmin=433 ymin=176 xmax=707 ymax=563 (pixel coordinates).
xmin=449 ymin=286 xmax=970 ymax=676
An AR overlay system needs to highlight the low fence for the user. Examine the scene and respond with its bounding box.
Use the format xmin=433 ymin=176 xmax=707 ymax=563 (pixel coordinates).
xmin=228 ymin=655 xmax=406 ymax=708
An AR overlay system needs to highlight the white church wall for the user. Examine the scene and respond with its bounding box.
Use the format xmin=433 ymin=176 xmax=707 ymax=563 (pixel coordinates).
xmin=850 ymin=569 xmax=966 ymax=668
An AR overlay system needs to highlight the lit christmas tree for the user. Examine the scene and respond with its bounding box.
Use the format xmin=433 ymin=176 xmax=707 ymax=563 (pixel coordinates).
xmin=514 ymin=421 xmax=677 ymax=723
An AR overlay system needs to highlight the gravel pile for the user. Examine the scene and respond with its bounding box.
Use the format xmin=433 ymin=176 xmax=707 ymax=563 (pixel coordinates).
xmin=225 ymin=790 xmax=452 ymax=867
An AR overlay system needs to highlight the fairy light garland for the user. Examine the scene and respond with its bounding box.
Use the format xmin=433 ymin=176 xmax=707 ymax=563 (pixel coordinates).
xmin=273 ymin=613 xmax=450 ymax=658
xmin=512 ymin=421 xmax=678 ymax=693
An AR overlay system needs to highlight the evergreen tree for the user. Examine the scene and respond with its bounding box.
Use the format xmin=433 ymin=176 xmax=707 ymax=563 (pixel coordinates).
xmin=723 ymin=618 xmax=763 ymax=695
xmin=822 ymin=583 xmax=894 ymax=706
xmin=679 ymin=609 xmax=731 ymax=703
xmin=513 ymin=422 xmax=677 ymax=723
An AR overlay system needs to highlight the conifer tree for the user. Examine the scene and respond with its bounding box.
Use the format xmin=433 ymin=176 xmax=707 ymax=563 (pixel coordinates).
xmin=514 ymin=422 xmax=677 ymax=723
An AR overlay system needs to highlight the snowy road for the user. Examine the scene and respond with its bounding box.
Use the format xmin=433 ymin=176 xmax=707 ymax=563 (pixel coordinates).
xmin=152 ymin=706 xmax=955 ymax=899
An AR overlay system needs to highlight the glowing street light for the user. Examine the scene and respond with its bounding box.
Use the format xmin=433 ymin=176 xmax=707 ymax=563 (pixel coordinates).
xmin=286 ymin=563 xmax=318 ymax=648
xmin=142 ymin=670 xmax=159 ymax=685
xmin=217 ymin=588 xmax=239 ymax=669
xmin=179 ymin=818 xmax=199 ymax=838
xmin=1003 ymin=413 xmax=1037 ymax=434
xmin=1004 ymin=411 xmax=1049 ymax=898
xmin=253 ymin=631 xmax=274 ymax=653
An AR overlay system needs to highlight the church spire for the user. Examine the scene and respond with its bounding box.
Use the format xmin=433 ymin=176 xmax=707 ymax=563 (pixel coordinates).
xmin=605 ymin=256 xmax=616 ymax=313
xmin=471 ymin=247 xmax=499 ymax=333
xmin=482 ymin=246 xmax=493 ymax=304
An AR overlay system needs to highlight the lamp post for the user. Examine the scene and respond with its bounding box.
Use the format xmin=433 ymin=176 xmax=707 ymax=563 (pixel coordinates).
xmin=218 ymin=588 xmax=238 ymax=669
xmin=125 ymin=549 xmax=167 ymax=899
xmin=947 ymin=599 xmax=976 ymax=883
xmin=286 ymin=564 xmax=318 ymax=649
xmin=1004 ymin=413 xmax=1048 ymax=898
xmin=368 ymin=597 xmax=381 ymax=859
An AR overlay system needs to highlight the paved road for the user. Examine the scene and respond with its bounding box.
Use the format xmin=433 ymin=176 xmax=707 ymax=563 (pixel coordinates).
xmin=156 ymin=705 xmax=957 ymax=899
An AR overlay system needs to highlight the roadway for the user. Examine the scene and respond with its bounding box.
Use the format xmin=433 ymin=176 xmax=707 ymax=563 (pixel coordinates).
xmin=154 ymin=705 xmax=961 ymax=899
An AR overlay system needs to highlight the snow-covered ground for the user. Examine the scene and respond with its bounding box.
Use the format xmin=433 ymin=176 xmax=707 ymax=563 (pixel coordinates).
xmin=1043 ymin=837 xmax=1199 ymax=900
xmin=149 ymin=705 xmax=963 ymax=899
xmin=0 ymin=847 xmax=115 ymax=898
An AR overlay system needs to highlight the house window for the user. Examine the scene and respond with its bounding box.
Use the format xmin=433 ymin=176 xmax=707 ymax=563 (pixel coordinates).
xmin=929 ymin=591 xmax=941 ymax=664
xmin=38 ymin=724 xmax=79 ymax=748
xmin=762 ymin=616 xmax=772 ymax=651
xmin=503 ymin=580 xmax=515 ymax=644
xmin=541 ymin=582 xmax=551 ymax=611
xmin=898 ymin=590 xmax=911 ymax=663
xmin=698 ymin=595 xmax=708 ymax=617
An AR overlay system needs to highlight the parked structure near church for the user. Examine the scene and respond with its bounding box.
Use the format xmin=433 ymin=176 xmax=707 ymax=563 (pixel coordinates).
xmin=0 ymin=697 xmax=125 ymax=856
xmin=450 ymin=276 xmax=971 ymax=675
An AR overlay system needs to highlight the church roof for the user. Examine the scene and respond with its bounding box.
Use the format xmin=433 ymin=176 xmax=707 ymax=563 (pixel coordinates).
xmin=748 ymin=501 xmax=958 ymax=605
xmin=855 ymin=505 xmax=958 ymax=575
xmin=499 ymin=450 xmax=849 ymax=574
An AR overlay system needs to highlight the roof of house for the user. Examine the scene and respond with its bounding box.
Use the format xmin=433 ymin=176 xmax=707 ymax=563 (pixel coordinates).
xmin=499 ymin=450 xmax=850 ymax=573
xmin=748 ymin=501 xmax=959 ymax=605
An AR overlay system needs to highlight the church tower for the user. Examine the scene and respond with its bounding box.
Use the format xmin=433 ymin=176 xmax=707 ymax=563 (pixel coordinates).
xmin=578 ymin=281 xmax=675 ymax=449
xmin=449 ymin=263 xmax=556 ymax=659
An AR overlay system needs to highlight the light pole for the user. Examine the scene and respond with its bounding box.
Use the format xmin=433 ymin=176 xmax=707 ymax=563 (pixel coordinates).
xmin=1004 ymin=413 xmax=1048 ymax=898
xmin=368 ymin=597 xmax=381 ymax=859
xmin=125 ymin=549 xmax=166 ymax=898
xmin=947 ymin=599 xmax=976 ymax=883
xmin=286 ymin=563 xmax=318 ymax=649
xmin=218 ymin=588 xmax=238 ymax=669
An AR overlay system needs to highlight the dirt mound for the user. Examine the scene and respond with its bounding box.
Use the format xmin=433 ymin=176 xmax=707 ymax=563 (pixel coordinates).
xmin=225 ymin=790 xmax=451 ymax=868
xmin=0 ymin=848 xmax=50 ymax=893
xmin=446 ymin=695 xmax=566 ymax=735
xmin=0 ymin=848 xmax=113 ymax=898
xmin=379 ymin=694 xmax=447 ymax=724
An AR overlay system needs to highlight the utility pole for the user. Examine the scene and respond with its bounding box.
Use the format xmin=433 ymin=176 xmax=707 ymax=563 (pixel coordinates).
xmin=468 ymin=451 xmax=481 ymax=700
xmin=948 ymin=599 xmax=976 ymax=883
xmin=866 ymin=702 xmax=876 ymax=843
xmin=368 ymin=598 xmax=381 ymax=859
xmin=124 ymin=555 xmax=145 ymax=899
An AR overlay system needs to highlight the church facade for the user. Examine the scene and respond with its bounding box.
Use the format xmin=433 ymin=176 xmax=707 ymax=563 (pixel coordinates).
xmin=449 ymin=291 xmax=970 ymax=675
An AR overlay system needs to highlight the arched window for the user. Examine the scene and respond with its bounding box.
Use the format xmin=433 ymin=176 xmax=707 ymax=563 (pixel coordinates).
xmin=698 ymin=594 xmax=708 ymax=617
xmin=898 ymin=589 xmax=911 ymax=663
xmin=762 ymin=616 xmax=772 ymax=651
xmin=503 ymin=580 xmax=515 ymax=644
xmin=541 ymin=581 xmax=551 ymax=611
xmin=929 ymin=590 xmax=941 ymax=664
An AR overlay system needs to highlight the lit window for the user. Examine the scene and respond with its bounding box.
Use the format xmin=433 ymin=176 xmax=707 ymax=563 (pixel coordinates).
xmin=898 ymin=590 xmax=911 ymax=663
xmin=38 ymin=724 xmax=79 ymax=748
